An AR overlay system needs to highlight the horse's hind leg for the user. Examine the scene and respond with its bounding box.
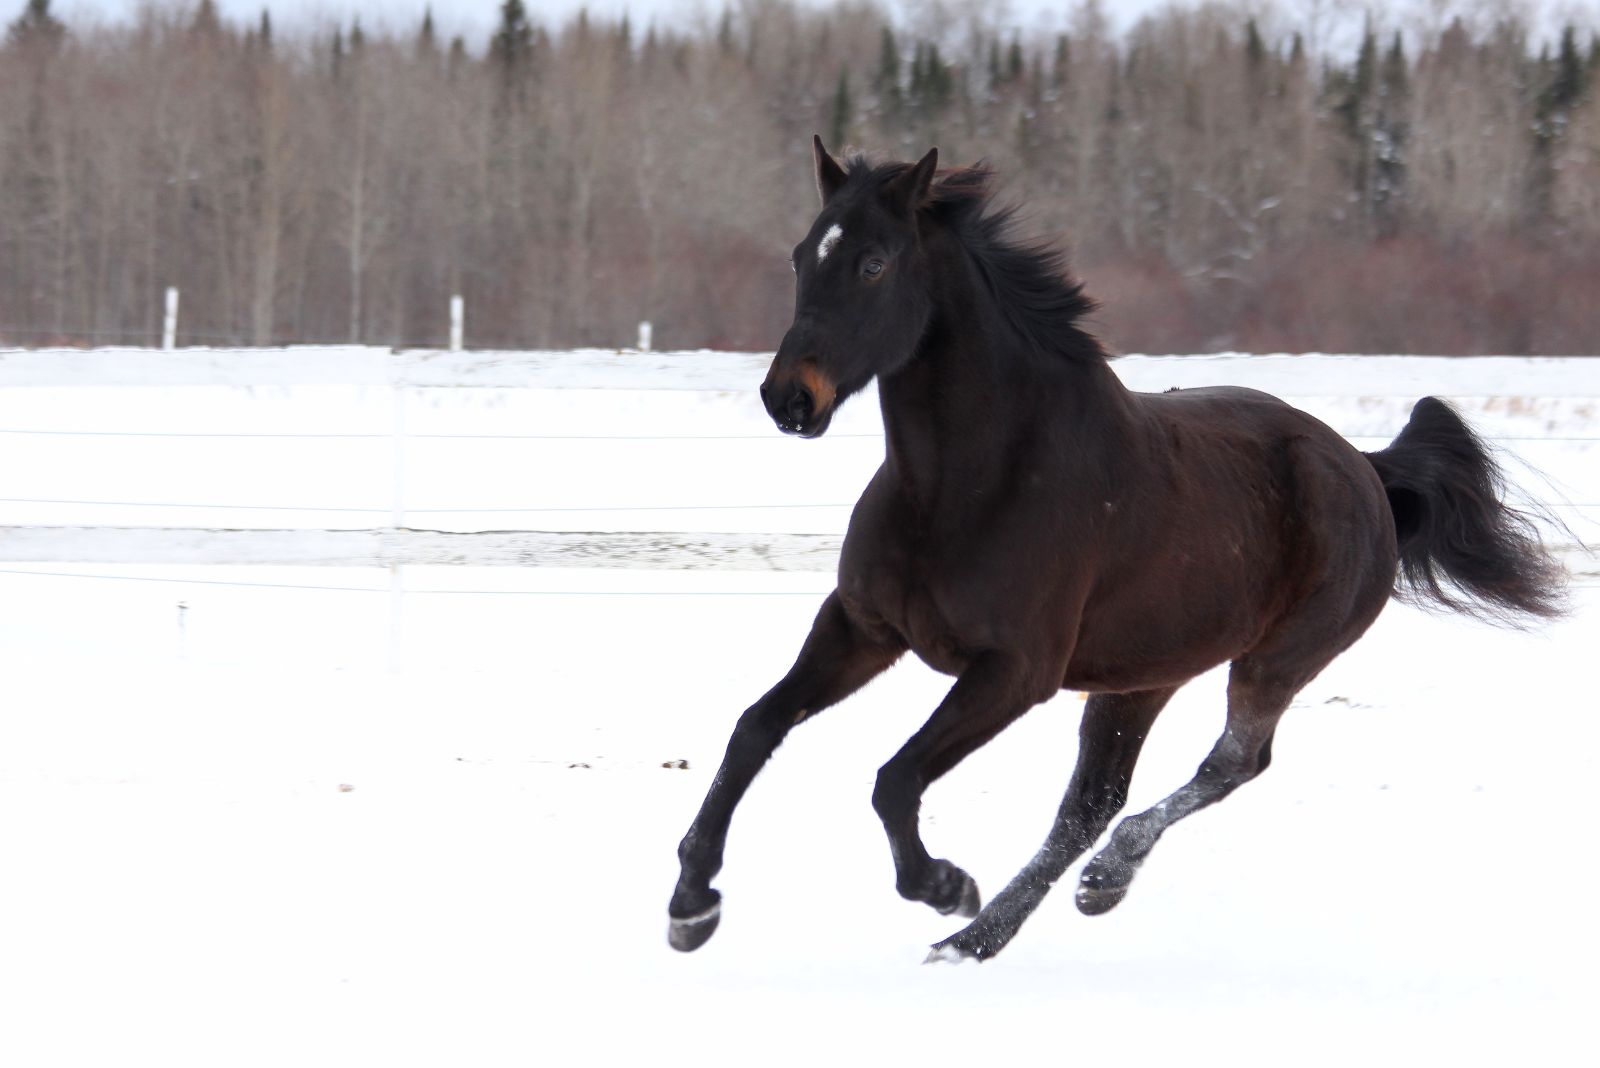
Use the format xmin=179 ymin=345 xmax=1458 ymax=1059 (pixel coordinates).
xmin=928 ymin=686 xmax=1178 ymax=962
xmin=669 ymin=592 xmax=904 ymax=952
xmin=1075 ymin=658 xmax=1299 ymax=915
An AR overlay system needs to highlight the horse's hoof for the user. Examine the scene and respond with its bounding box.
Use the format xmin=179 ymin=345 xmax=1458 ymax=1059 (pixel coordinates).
xmin=1075 ymin=864 xmax=1131 ymax=915
xmin=924 ymin=941 xmax=980 ymax=965
xmin=1074 ymin=884 xmax=1128 ymax=915
xmin=929 ymin=861 xmax=982 ymax=918
xmin=668 ymin=899 xmax=722 ymax=952
xmin=925 ymin=926 xmax=999 ymax=964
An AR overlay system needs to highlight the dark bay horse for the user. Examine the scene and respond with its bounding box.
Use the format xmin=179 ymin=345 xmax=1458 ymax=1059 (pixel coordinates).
xmin=668 ymin=138 xmax=1565 ymax=962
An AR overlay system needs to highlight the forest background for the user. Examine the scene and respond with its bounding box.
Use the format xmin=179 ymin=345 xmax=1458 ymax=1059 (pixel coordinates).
xmin=2 ymin=0 xmax=1597 ymax=354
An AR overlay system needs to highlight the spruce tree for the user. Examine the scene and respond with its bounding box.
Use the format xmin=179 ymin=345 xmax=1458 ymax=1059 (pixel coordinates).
xmin=5 ymin=0 xmax=66 ymax=52
xmin=829 ymin=67 xmax=852 ymax=149
xmin=191 ymin=0 xmax=222 ymax=40
xmin=1244 ymin=17 xmax=1265 ymax=71
xmin=1373 ymin=31 xmax=1409 ymax=235
xmin=417 ymin=7 xmax=437 ymax=59
xmin=874 ymin=26 xmax=901 ymax=115
xmin=491 ymin=0 xmax=535 ymax=98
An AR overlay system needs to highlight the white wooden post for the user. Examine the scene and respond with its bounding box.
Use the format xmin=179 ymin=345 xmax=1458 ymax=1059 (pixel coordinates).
xmin=449 ymin=294 xmax=464 ymax=352
xmin=388 ymin=366 xmax=408 ymax=672
xmin=637 ymin=320 xmax=653 ymax=352
xmin=390 ymin=383 xmax=407 ymax=530
xmin=162 ymin=287 xmax=179 ymax=350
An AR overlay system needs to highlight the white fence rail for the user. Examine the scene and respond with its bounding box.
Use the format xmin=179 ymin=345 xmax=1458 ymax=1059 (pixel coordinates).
xmin=2 ymin=347 xmax=1596 ymax=574
xmin=0 ymin=527 xmax=842 ymax=571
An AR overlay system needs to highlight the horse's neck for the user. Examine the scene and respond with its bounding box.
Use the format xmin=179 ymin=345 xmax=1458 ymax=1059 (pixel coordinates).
xmin=877 ymin=319 xmax=1130 ymax=514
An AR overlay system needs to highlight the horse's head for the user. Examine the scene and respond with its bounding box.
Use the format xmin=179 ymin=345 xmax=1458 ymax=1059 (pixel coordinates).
xmin=761 ymin=137 xmax=939 ymax=438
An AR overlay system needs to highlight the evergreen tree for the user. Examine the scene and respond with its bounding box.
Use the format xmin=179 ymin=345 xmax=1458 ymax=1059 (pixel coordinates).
xmin=874 ymin=26 xmax=902 ymax=115
xmin=1330 ymin=24 xmax=1379 ymax=228
xmin=491 ymin=0 xmax=535 ymax=98
xmin=1244 ymin=17 xmax=1265 ymax=71
xmin=828 ymin=67 xmax=852 ymax=149
xmin=1530 ymin=26 xmax=1588 ymax=222
xmin=1541 ymin=25 xmax=1587 ymax=118
xmin=924 ymin=43 xmax=953 ymax=112
xmin=1053 ymin=34 xmax=1070 ymax=89
xmin=417 ymin=7 xmax=437 ymax=59
xmin=1007 ymin=38 xmax=1024 ymax=84
xmin=1373 ymin=31 xmax=1409 ymax=235
xmin=5 ymin=0 xmax=65 ymax=53
xmin=191 ymin=0 xmax=222 ymax=40
xmin=259 ymin=10 xmax=272 ymax=52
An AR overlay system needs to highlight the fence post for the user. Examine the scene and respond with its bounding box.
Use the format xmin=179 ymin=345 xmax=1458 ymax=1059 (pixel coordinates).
xmin=637 ymin=320 xmax=652 ymax=352
xmin=162 ymin=287 xmax=179 ymax=350
xmin=450 ymin=294 xmax=464 ymax=352
xmin=388 ymin=359 xmax=408 ymax=672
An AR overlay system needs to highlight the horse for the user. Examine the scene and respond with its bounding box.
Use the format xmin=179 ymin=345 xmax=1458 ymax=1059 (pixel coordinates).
xmin=667 ymin=138 xmax=1566 ymax=963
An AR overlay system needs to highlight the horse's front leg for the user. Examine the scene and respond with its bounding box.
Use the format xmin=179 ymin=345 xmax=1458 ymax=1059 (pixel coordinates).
xmin=669 ymin=592 xmax=904 ymax=952
xmin=871 ymin=652 xmax=1046 ymax=921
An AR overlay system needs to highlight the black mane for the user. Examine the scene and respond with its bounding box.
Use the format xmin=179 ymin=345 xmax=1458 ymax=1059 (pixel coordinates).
xmin=842 ymin=157 xmax=1106 ymax=365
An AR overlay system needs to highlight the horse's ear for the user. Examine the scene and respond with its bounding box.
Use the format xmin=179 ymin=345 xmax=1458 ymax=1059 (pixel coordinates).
xmin=813 ymin=135 xmax=847 ymax=206
xmin=885 ymin=146 xmax=938 ymax=215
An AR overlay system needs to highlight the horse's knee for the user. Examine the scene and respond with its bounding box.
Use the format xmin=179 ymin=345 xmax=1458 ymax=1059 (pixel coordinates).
xmin=871 ymin=759 xmax=916 ymax=824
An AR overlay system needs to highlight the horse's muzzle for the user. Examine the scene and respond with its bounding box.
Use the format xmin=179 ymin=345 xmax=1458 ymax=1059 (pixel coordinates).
xmin=761 ymin=360 xmax=837 ymax=438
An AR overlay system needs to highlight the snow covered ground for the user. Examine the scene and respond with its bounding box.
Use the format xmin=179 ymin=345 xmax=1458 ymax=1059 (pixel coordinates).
xmin=1 ymin=350 xmax=1596 ymax=1066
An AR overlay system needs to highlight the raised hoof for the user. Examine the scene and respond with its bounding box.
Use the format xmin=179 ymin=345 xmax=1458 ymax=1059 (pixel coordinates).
xmin=1074 ymin=883 xmax=1128 ymax=916
xmin=924 ymin=861 xmax=981 ymax=918
xmin=668 ymin=899 xmax=722 ymax=952
xmin=1075 ymin=864 xmax=1132 ymax=916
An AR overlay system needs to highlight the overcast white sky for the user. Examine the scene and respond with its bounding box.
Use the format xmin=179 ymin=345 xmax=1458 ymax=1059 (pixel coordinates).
xmin=38 ymin=0 xmax=1600 ymax=48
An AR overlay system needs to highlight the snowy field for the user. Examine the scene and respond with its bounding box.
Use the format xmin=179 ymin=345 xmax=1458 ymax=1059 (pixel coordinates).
xmin=1 ymin=349 xmax=1597 ymax=1066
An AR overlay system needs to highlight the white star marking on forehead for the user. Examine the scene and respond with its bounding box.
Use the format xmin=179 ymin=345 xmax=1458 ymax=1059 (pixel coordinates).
xmin=817 ymin=224 xmax=844 ymax=264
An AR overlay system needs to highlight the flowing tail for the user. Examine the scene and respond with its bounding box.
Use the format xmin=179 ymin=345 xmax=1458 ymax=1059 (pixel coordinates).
xmin=1364 ymin=397 xmax=1567 ymax=624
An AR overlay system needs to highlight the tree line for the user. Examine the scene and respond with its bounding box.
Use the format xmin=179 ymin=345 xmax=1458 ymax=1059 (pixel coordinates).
xmin=1 ymin=0 xmax=1597 ymax=354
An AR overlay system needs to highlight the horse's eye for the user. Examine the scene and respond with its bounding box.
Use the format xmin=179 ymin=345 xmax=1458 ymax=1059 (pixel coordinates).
xmin=863 ymin=260 xmax=885 ymax=278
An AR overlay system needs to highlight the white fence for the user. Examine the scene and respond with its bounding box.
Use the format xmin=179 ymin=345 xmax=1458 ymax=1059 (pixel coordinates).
xmin=1 ymin=347 xmax=1596 ymax=576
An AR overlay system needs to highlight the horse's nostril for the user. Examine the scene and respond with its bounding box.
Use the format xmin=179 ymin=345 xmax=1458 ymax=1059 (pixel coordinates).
xmin=786 ymin=388 xmax=814 ymax=426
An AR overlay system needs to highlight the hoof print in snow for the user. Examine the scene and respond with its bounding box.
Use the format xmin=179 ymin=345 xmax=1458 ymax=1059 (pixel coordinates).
xmin=662 ymin=759 xmax=690 ymax=770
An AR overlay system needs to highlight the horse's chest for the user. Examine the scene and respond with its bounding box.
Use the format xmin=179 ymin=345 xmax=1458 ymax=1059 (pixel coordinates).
xmin=841 ymin=566 xmax=973 ymax=676
xmin=838 ymin=532 xmax=996 ymax=678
